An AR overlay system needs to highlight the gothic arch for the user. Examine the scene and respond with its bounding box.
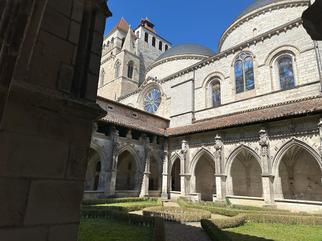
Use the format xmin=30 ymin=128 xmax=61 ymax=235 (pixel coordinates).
xmin=225 ymin=145 xmax=262 ymax=175
xmin=264 ymin=45 xmax=300 ymax=66
xmin=272 ymin=138 xmax=322 ymax=176
xmin=226 ymin=145 xmax=263 ymax=197
xmin=202 ymin=72 xmax=225 ymax=88
xmin=169 ymin=152 xmax=183 ymax=173
xmin=190 ymin=147 xmax=217 ymax=175
xmin=116 ymin=145 xmax=142 ymax=172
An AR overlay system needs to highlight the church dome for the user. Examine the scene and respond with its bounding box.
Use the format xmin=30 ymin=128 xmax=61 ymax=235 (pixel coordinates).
xmin=237 ymin=0 xmax=284 ymax=20
xmin=156 ymin=44 xmax=214 ymax=62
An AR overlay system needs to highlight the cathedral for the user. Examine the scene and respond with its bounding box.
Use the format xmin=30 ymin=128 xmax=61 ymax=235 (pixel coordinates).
xmin=85 ymin=0 xmax=322 ymax=213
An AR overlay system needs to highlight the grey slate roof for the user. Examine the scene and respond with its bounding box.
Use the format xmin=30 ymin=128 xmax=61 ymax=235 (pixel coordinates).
xmin=156 ymin=44 xmax=214 ymax=61
xmin=238 ymin=0 xmax=285 ymax=19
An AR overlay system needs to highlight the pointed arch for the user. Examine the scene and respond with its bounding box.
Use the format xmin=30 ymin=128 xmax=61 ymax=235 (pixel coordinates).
xmin=169 ymin=152 xmax=182 ymax=173
xmin=116 ymin=145 xmax=142 ymax=171
xmin=225 ymin=145 xmax=262 ymax=175
xmin=190 ymin=147 xmax=217 ymax=175
xmin=272 ymin=138 xmax=322 ymax=176
xmin=170 ymin=152 xmax=182 ymax=192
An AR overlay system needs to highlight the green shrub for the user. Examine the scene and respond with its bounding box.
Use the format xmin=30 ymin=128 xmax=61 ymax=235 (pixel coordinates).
xmin=211 ymin=214 xmax=246 ymax=229
xmin=81 ymin=209 xmax=165 ymax=241
xmin=201 ymin=219 xmax=232 ymax=241
xmin=245 ymin=213 xmax=322 ymax=226
xmin=143 ymin=206 xmax=211 ymax=222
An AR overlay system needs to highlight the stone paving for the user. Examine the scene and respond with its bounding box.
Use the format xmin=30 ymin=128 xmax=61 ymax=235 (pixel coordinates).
xmin=165 ymin=222 xmax=211 ymax=241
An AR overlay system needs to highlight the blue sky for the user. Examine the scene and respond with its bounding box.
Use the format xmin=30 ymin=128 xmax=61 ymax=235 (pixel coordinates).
xmin=105 ymin=0 xmax=255 ymax=52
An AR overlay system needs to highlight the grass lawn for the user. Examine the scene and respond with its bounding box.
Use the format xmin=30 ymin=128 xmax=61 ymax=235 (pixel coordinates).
xmin=226 ymin=222 xmax=322 ymax=241
xmin=79 ymin=219 xmax=152 ymax=241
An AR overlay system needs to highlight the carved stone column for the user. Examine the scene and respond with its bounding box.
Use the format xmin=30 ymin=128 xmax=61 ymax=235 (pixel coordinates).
xmin=180 ymin=140 xmax=189 ymax=196
xmin=214 ymin=135 xmax=226 ymax=201
xmin=140 ymin=137 xmax=151 ymax=197
xmin=161 ymin=139 xmax=169 ymax=199
xmin=259 ymin=129 xmax=274 ymax=205
xmin=108 ymin=127 xmax=119 ymax=196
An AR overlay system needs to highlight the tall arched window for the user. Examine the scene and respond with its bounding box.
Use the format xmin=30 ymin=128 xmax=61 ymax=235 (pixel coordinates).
xmin=152 ymin=37 xmax=156 ymax=47
xmin=277 ymin=55 xmax=295 ymax=90
xmin=114 ymin=61 xmax=121 ymax=79
xmin=212 ymin=81 xmax=221 ymax=107
xmin=234 ymin=52 xmax=255 ymax=94
xmin=144 ymin=32 xmax=149 ymax=43
xmin=127 ymin=61 xmax=134 ymax=79
xmin=165 ymin=44 xmax=168 ymax=51
xmin=159 ymin=41 xmax=163 ymax=51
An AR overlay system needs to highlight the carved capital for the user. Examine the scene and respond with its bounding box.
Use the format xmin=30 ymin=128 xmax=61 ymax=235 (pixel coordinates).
xmin=214 ymin=134 xmax=223 ymax=151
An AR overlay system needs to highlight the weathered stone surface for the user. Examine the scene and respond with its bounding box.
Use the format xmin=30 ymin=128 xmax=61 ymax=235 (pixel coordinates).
xmin=24 ymin=180 xmax=83 ymax=225
xmin=48 ymin=224 xmax=79 ymax=241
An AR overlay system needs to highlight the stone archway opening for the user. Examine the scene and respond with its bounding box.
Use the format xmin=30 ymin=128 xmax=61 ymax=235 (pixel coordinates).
xmin=85 ymin=148 xmax=102 ymax=191
xmin=171 ymin=158 xmax=181 ymax=192
xmin=115 ymin=150 xmax=138 ymax=190
xmin=195 ymin=154 xmax=216 ymax=201
xmin=230 ymin=149 xmax=263 ymax=197
xmin=149 ymin=157 xmax=160 ymax=191
xmin=278 ymin=145 xmax=322 ymax=201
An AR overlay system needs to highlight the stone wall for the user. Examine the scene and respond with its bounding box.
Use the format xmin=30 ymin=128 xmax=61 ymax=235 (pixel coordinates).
xmin=0 ymin=0 xmax=110 ymax=240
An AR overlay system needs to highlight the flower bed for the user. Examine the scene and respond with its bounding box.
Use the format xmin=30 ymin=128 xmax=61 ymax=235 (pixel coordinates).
xmin=143 ymin=206 xmax=211 ymax=222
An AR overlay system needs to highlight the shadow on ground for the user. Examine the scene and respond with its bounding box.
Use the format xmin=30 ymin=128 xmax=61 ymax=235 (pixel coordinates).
xmin=165 ymin=222 xmax=274 ymax=241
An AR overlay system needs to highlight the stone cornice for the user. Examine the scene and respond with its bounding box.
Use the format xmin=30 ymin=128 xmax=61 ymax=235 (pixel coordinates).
xmin=218 ymin=0 xmax=309 ymax=51
xmin=118 ymin=18 xmax=303 ymax=102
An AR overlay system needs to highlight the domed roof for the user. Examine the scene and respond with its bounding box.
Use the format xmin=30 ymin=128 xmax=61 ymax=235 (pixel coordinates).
xmin=238 ymin=0 xmax=285 ymax=19
xmin=156 ymin=44 xmax=214 ymax=62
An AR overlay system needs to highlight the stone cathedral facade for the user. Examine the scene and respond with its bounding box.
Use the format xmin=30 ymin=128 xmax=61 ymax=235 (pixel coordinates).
xmin=85 ymin=0 xmax=322 ymax=213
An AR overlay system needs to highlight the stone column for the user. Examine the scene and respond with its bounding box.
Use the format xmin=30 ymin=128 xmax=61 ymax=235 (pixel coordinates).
xmin=180 ymin=140 xmax=189 ymax=196
xmin=140 ymin=138 xmax=151 ymax=197
xmin=107 ymin=127 xmax=119 ymax=196
xmin=161 ymin=140 xmax=169 ymax=199
xmin=274 ymin=176 xmax=284 ymax=199
xmin=214 ymin=135 xmax=226 ymax=201
xmin=259 ymin=129 xmax=275 ymax=205
xmin=0 ymin=1 xmax=111 ymax=240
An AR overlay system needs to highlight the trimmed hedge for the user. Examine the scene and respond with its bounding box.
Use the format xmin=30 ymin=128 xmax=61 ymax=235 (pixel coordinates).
xmin=81 ymin=209 xmax=165 ymax=241
xmin=201 ymin=219 xmax=232 ymax=241
xmin=82 ymin=202 xmax=161 ymax=213
xmin=82 ymin=197 xmax=148 ymax=206
xmin=143 ymin=206 xmax=211 ymax=222
xmin=178 ymin=198 xmax=322 ymax=226
xmin=245 ymin=213 xmax=322 ymax=226
xmin=211 ymin=214 xmax=246 ymax=229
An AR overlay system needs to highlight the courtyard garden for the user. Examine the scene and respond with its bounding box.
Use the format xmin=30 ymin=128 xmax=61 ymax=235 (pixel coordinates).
xmin=79 ymin=197 xmax=322 ymax=241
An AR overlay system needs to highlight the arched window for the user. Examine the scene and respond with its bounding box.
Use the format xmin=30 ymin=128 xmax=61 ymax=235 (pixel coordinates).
xmin=145 ymin=32 xmax=149 ymax=43
xmin=277 ymin=55 xmax=295 ymax=90
xmin=114 ymin=61 xmax=121 ymax=79
xmin=152 ymin=37 xmax=156 ymax=47
xmin=212 ymin=81 xmax=221 ymax=107
xmin=234 ymin=52 xmax=255 ymax=94
xmin=127 ymin=61 xmax=134 ymax=79
xmin=159 ymin=41 xmax=163 ymax=51
xmin=111 ymin=37 xmax=114 ymax=44
xmin=165 ymin=45 xmax=169 ymax=51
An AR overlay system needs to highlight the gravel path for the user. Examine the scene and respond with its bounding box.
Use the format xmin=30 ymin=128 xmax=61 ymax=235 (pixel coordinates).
xmin=165 ymin=222 xmax=211 ymax=241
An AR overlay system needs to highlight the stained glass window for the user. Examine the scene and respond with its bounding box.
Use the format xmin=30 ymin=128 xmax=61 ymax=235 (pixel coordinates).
xmin=144 ymin=88 xmax=161 ymax=113
xmin=212 ymin=81 xmax=221 ymax=107
xmin=234 ymin=52 xmax=255 ymax=93
xmin=278 ymin=55 xmax=295 ymax=90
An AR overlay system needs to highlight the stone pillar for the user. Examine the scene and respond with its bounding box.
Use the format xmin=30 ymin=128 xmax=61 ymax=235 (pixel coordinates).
xmin=215 ymin=175 xmax=227 ymax=202
xmin=259 ymin=129 xmax=274 ymax=205
xmin=140 ymin=138 xmax=151 ymax=197
xmin=274 ymin=176 xmax=284 ymax=199
xmin=214 ymin=134 xmax=226 ymax=201
xmin=0 ymin=0 xmax=111 ymax=240
xmin=180 ymin=140 xmax=189 ymax=196
xmin=108 ymin=127 xmax=119 ymax=196
xmin=161 ymin=140 xmax=169 ymax=199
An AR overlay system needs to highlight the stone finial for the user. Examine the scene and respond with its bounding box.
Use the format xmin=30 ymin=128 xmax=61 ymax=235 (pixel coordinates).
xmin=214 ymin=134 xmax=223 ymax=151
xmin=259 ymin=129 xmax=269 ymax=147
xmin=181 ymin=140 xmax=189 ymax=154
